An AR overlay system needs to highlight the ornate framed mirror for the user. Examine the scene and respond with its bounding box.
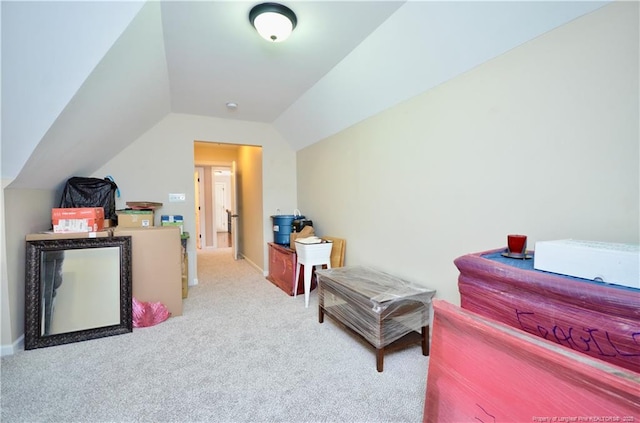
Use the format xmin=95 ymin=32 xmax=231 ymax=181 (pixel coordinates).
xmin=24 ymin=236 xmax=132 ymax=350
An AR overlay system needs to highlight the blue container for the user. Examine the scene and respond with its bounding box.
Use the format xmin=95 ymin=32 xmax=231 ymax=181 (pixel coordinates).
xmin=271 ymin=214 xmax=305 ymax=245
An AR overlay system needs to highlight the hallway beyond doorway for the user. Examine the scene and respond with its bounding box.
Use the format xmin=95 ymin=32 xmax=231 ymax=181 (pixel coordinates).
xmin=217 ymin=232 xmax=231 ymax=248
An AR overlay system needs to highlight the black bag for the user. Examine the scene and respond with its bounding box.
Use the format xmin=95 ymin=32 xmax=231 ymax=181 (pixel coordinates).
xmin=293 ymin=218 xmax=313 ymax=233
xmin=59 ymin=176 xmax=119 ymax=221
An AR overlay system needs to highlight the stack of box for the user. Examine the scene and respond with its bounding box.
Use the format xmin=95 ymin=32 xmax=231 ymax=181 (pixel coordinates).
xmin=160 ymin=215 xmax=184 ymax=234
xmin=51 ymin=208 xmax=105 ymax=233
xmin=113 ymin=226 xmax=183 ymax=316
xmin=161 ymin=215 xmax=188 ymax=298
xmin=116 ymin=209 xmax=154 ymax=228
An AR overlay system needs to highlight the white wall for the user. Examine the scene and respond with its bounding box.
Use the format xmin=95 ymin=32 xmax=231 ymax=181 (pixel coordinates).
xmin=1 ymin=1 xmax=145 ymax=180
xmin=296 ymin=2 xmax=639 ymax=306
xmin=94 ymin=112 xmax=297 ymax=277
xmin=276 ymin=1 xmax=609 ymax=151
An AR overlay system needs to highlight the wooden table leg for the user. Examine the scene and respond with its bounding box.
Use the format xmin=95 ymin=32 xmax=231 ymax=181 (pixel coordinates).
xmin=376 ymin=348 xmax=384 ymax=372
xmin=377 ymin=318 xmax=385 ymax=372
xmin=422 ymin=325 xmax=430 ymax=356
xmin=318 ymin=285 xmax=325 ymax=323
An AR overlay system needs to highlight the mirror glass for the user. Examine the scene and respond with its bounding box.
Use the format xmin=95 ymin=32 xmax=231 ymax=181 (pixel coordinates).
xmin=41 ymin=247 xmax=121 ymax=336
xmin=25 ymin=236 xmax=132 ymax=350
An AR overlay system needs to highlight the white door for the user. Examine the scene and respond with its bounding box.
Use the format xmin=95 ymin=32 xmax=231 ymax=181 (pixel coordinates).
xmin=215 ymin=182 xmax=228 ymax=232
xmin=230 ymin=161 xmax=239 ymax=260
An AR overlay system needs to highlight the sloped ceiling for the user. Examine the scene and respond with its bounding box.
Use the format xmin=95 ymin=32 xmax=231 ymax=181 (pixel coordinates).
xmin=1 ymin=1 xmax=608 ymax=190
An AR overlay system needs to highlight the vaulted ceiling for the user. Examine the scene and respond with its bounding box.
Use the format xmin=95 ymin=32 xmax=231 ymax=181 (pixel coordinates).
xmin=1 ymin=1 xmax=608 ymax=190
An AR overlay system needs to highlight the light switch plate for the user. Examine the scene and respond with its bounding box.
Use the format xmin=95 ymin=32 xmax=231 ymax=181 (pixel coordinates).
xmin=169 ymin=193 xmax=186 ymax=202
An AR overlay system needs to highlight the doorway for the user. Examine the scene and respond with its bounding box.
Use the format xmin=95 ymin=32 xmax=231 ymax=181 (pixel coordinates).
xmin=214 ymin=168 xmax=232 ymax=249
xmin=193 ymin=141 xmax=263 ymax=269
xmin=194 ymin=165 xmax=234 ymax=250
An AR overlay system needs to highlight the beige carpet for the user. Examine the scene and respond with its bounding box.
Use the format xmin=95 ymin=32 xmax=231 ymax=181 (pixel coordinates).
xmin=1 ymin=248 xmax=429 ymax=422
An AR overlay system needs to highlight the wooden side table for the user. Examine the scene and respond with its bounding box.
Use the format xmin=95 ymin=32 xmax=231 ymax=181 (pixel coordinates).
xmin=316 ymin=266 xmax=436 ymax=372
xmin=266 ymin=242 xmax=316 ymax=296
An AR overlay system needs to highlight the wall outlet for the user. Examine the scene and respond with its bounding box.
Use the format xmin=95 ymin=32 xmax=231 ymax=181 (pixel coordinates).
xmin=169 ymin=193 xmax=186 ymax=202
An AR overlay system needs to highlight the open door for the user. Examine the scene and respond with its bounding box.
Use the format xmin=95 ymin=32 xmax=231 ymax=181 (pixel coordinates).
xmin=230 ymin=161 xmax=239 ymax=260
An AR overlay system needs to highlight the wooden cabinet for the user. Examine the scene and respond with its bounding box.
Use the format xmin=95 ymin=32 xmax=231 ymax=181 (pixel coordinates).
xmin=266 ymin=242 xmax=316 ymax=296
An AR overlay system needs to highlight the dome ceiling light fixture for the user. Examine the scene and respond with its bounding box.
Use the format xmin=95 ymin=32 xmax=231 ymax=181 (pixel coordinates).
xmin=249 ymin=2 xmax=297 ymax=43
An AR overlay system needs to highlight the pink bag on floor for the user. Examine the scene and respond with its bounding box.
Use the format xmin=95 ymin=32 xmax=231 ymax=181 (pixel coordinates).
xmin=132 ymin=297 xmax=170 ymax=328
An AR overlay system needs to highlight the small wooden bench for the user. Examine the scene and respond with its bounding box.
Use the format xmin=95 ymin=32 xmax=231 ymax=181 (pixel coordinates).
xmin=316 ymin=266 xmax=436 ymax=372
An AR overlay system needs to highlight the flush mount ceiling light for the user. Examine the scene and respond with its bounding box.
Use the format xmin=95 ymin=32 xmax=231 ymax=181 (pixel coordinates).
xmin=249 ymin=2 xmax=297 ymax=43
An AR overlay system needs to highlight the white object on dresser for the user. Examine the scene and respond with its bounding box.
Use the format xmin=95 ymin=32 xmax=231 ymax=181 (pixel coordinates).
xmin=534 ymin=239 xmax=640 ymax=289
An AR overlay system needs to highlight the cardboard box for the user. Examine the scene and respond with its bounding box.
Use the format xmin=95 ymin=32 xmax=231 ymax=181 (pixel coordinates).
xmin=51 ymin=207 xmax=105 ymax=233
xmin=534 ymin=239 xmax=640 ymax=289
xmin=161 ymin=215 xmax=183 ymax=234
xmin=113 ymin=226 xmax=182 ymax=316
xmin=26 ymin=230 xmax=110 ymax=241
xmin=116 ymin=210 xmax=154 ymax=228
xmin=289 ymin=225 xmax=315 ymax=250
xmin=182 ymin=253 xmax=188 ymax=299
xmin=161 ymin=215 xmax=183 ymax=223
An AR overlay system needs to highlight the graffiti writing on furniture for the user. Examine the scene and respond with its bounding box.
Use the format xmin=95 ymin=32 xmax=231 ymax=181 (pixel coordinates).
xmin=515 ymin=310 xmax=640 ymax=359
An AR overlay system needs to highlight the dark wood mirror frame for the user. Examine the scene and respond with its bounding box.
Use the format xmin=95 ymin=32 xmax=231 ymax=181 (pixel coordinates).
xmin=25 ymin=236 xmax=133 ymax=350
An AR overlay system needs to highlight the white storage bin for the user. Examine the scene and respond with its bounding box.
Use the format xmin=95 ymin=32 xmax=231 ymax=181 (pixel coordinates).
xmin=295 ymin=240 xmax=333 ymax=262
xmin=534 ymin=239 xmax=640 ymax=289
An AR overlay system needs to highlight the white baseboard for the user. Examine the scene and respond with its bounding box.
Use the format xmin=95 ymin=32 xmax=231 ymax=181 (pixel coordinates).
xmin=189 ymin=278 xmax=198 ymax=286
xmin=241 ymin=255 xmax=264 ymax=275
xmin=1 ymin=335 xmax=24 ymax=357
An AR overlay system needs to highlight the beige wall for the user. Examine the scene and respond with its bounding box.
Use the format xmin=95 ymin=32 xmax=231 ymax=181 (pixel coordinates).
xmin=2 ymin=186 xmax=59 ymax=352
xmin=193 ymin=142 xmax=263 ymax=256
xmin=237 ymin=145 xmax=264 ymax=270
xmin=296 ymin=2 xmax=639 ymax=306
xmin=194 ymin=142 xmax=239 ymax=163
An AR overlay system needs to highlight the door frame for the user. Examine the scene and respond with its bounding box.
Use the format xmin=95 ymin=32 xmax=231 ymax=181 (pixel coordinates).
xmin=194 ymin=167 xmax=206 ymax=249
xmin=194 ymin=161 xmax=235 ymax=250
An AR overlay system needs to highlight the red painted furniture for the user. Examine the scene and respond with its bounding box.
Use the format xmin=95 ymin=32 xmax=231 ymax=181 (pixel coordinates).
xmin=455 ymin=248 xmax=640 ymax=373
xmin=424 ymin=301 xmax=640 ymax=422
xmin=266 ymin=242 xmax=316 ymax=296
